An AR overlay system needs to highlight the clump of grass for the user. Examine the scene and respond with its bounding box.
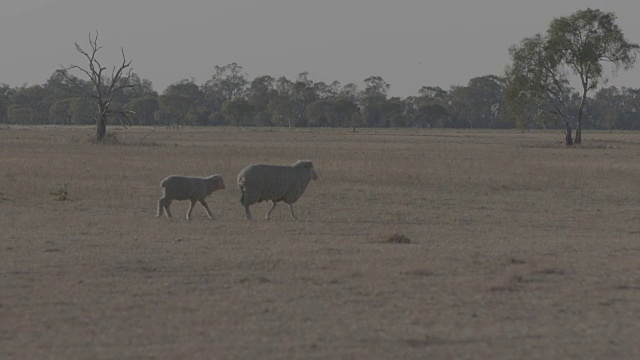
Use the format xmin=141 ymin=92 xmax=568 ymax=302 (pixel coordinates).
xmin=50 ymin=183 xmax=69 ymax=201
xmin=88 ymin=132 xmax=120 ymax=145
xmin=385 ymin=233 xmax=412 ymax=244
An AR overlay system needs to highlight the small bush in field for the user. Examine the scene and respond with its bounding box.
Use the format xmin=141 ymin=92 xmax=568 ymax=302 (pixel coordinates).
xmin=385 ymin=233 xmax=411 ymax=244
xmin=50 ymin=183 xmax=69 ymax=201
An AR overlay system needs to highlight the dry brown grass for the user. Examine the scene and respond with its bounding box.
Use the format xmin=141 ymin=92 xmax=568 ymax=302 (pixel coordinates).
xmin=1 ymin=125 xmax=640 ymax=359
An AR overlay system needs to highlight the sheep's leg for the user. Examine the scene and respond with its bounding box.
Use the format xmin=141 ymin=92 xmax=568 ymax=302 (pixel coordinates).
xmin=244 ymin=205 xmax=253 ymax=221
xmin=186 ymin=199 xmax=197 ymax=221
xmin=288 ymin=204 xmax=298 ymax=220
xmin=199 ymin=199 xmax=214 ymax=219
xmin=157 ymin=199 xmax=163 ymax=217
xmin=265 ymin=201 xmax=277 ymax=220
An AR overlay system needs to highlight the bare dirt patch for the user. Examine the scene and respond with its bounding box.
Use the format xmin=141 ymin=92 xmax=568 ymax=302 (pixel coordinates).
xmin=1 ymin=126 xmax=640 ymax=359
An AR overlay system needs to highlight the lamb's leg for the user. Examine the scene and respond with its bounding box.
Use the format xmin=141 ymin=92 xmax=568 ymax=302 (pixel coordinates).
xmin=157 ymin=199 xmax=164 ymax=217
xmin=244 ymin=205 xmax=253 ymax=220
xmin=163 ymin=199 xmax=173 ymax=218
xmin=265 ymin=201 xmax=277 ymax=220
xmin=288 ymin=204 xmax=297 ymax=220
xmin=200 ymin=199 xmax=214 ymax=219
xmin=186 ymin=199 xmax=197 ymax=221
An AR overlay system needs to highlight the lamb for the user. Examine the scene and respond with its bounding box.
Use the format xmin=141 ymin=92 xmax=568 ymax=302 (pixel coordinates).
xmin=237 ymin=160 xmax=318 ymax=220
xmin=157 ymin=175 xmax=225 ymax=220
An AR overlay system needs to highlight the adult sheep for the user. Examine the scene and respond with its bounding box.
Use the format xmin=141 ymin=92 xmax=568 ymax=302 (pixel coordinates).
xmin=237 ymin=160 xmax=318 ymax=220
xmin=157 ymin=175 xmax=225 ymax=220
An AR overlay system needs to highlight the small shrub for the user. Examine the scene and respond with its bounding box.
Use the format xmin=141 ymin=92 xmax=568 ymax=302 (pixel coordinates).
xmin=385 ymin=233 xmax=411 ymax=244
xmin=50 ymin=183 xmax=69 ymax=201
xmin=88 ymin=131 xmax=120 ymax=145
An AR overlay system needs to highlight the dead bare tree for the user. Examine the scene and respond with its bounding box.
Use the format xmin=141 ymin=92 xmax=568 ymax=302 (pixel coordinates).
xmin=58 ymin=31 xmax=135 ymax=141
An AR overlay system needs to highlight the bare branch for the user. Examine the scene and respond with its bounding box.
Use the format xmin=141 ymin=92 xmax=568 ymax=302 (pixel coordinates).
xmin=65 ymin=64 xmax=94 ymax=83
xmin=107 ymin=61 xmax=133 ymax=96
xmin=107 ymin=109 xmax=136 ymax=128
xmin=55 ymin=67 xmax=94 ymax=99
xmin=138 ymin=127 xmax=156 ymax=145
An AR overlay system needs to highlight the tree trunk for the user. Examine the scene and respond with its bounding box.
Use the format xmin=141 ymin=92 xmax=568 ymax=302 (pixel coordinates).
xmin=575 ymin=87 xmax=588 ymax=145
xmin=564 ymin=121 xmax=573 ymax=146
xmin=96 ymin=113 xmax=107 ymax=141
xmin=575 ymin=105 xmax=583 ymax=144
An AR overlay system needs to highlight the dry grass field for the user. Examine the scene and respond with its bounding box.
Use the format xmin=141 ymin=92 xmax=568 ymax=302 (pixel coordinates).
xmin=1 ymin=125 xmax=640 ymax=359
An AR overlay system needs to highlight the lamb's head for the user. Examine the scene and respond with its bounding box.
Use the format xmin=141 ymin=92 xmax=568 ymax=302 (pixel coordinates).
xmin=293 ymin=160 xmax=318 ymax=181
xmin=206 ymin=175 xmax=226 ymax=193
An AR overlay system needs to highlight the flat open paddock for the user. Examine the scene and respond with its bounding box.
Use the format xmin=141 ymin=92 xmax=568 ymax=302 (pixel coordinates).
xmin=1 ymin=126 xmax=640 ymax=359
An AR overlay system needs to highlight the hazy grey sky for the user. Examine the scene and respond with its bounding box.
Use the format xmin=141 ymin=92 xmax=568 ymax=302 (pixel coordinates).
xmin=1 ymin=0 xmax=638 ymax=97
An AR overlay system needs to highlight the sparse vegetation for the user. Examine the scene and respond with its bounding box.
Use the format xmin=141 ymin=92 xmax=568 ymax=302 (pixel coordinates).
xmin=50 ymin=183 xmax=69 ymax=201
xmin=384 ymin=232 xmax=412 ymax=244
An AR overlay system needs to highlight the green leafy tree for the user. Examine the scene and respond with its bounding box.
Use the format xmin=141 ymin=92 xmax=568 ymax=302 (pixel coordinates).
xmin=0 ymin=84 xmax=15 ymax=123
xmin=361 ymin=76 xmax=389 ymax=127
xmin=417 ymin=103 xmax=449 ymax=129
xmin=186 ymin=106 xmax=212 ymax=126
xmin=221 ymin=98 xmax=253 ymax=126
xmin=305 ymin=100 xmax=329 ymax=127
xmin=267 ymin=93 xmax=297 ymax=127
xmin=414 ymin=86 xmax=449 ymax=128
xmin=313 ymin=81 xmax=340 ymax=99
xmin=247 ymin=75 xmax=276 ymax=110
xmin=381 ymin=97 xmax=405 ymax=128
xmin=306 ymin=97 xmax=360 ymax=128
xmin=247 ymin=75 xmax=276 ymax=125
xmin=7 ymin=104 xmax=46 ymax=124
xmin=268 ymin=74 xmax=317 ymax=127
xmin=109 ymin=73 xmax=157 ymax=118
xmin=619 ymin=88 xmax=640 ymax=130
xmin=504 ymin=34 xmax=574 ymax=137
xmin=157 ymin=79 xmax=203 ymax=127
xmin=291 ymin=72 xmax=319 ymax=127
xmin=446 ymin=85 xmax=473 ymax=128
xmin=418 ymin=86 xmax=447 ymax=100
xmin=9 ymin=85 xmax=50 ymax=124
xmin=336 ymin=83 xmax=362 ymax=130
xmin=126 ymin=96 xmax=159 ymax=125
xmin=48 ymin=98 xmax=74 ymax=125
xmin=339 ymin=83 xmax=360 ymax=104
xmin=69 ymin=98 xmax=98 ymax=124
xmin=547 ymin=8 xmax=639 ymax=144
xmin=464 ymin=75 xmax=505 ymax=128
xmin=202 ymin=62 xmax=248 ymax=112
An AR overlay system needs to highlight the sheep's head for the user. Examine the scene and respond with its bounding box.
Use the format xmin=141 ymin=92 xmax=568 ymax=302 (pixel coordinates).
xmin=294 ymin=160 xmax=318 ymax=180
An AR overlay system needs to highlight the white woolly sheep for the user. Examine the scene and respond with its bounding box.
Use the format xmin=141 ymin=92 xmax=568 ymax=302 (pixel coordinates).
xmin=237 ymin=160 xmax=318 ymax=220
xmin=157 ymin=175 xmax=225 ymax=220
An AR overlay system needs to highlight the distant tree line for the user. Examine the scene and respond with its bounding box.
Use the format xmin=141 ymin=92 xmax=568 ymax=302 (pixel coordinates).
xmin=1 ymin=65 xmax=639 ymax=131
xmin=1 ymin=9 xmax=638 ymax=134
